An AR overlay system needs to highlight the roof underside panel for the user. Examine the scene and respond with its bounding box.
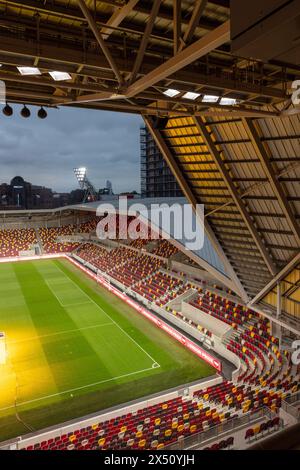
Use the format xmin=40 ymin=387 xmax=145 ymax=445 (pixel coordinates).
xmin=261 ymin=264 xmax=300 ymax=320
xmin=160 ymin=113 xmax=300 ymax=299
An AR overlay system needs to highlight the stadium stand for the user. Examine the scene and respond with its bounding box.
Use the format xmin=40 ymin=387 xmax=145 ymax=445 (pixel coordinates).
xmin=39 ymin=226 xmax=80 ymax=253
xmin=3 ymin=222 xmax=294 ymax=451
xmin=0 ymin=216 xmax=297 ymax=451
xmin=151 ymin=239 xmax=179 ymax=258
xmin=0 ymin=228 xmax=37 ymax=257
xmin=1 ymin=0 xmax=300 ymax=454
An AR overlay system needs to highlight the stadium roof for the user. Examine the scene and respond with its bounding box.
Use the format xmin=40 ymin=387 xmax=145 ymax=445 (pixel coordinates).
xmin=0 ymin=0 xmax=299 ymax=307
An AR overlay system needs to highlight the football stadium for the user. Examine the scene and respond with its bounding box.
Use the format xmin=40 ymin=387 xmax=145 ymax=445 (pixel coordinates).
xmin=0 ymin=0 xmax=299 ymax=454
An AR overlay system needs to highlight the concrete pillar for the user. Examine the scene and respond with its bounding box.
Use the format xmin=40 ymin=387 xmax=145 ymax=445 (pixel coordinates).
xmin=271 ymin=321 xmax=282 ymax=348
xmin=277 ymin=280 xmax=282 ymax=319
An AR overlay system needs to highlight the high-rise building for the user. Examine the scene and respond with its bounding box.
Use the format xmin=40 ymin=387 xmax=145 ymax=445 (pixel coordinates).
xmin=140 ymin=126 xmax=183 ymax=198
xmin=106 ymin=180 xmax=113 ymax=195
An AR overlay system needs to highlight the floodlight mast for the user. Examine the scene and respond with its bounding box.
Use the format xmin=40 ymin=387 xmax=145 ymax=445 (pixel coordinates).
xmin=73 ymin=167 xmax=98 ymax=203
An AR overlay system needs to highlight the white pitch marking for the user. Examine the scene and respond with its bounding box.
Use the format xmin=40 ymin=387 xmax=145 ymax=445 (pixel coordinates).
xmin=6 ymin=322 xmax=115 ymax=345
xmin=0 ymin=366 xmax=160 ymax=412
xmin=44 ymin=278 xmax=91 ymax=308
xmin=152 ymin=362 xmax=160 ymax=369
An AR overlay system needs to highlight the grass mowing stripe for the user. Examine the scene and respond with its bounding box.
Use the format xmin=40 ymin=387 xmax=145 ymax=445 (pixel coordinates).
xmin=39 ymin=261 xmax=157 ymax=371
xmin=6 ymin=322 xmax=114 ymax=345
xmin=0 ymin=264 xmax=59 ymax=410
xmin=12 ymin=262 xmax=115 ymax=396
xmin=0 ymin=259 xmax=215 ymax=442
xmin=53 ymin=260 xmax=159 ymax=366
xmin=0 ymin=365 xmax=156 ymax=412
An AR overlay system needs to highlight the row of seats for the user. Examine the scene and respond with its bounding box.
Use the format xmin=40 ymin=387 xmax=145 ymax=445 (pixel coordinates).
xmin=0 ymin=228 xmax=37 ymax=256
xmin=22 ymin=394 xmax=240 ymax=450
xmin=203 ymin=436 xmax=234 ymax=450
xmin=77 ymin=243 xmax=164 ymax=288
xmin=132 ymin=271 xmax=186 ymax=304
xmin=39 ymin=226 xmax=80 ymax=253
xmin=151 ymin=239 xmax=179 ymax=258
xmin=244 ymin=417 xmax=281 ymax=441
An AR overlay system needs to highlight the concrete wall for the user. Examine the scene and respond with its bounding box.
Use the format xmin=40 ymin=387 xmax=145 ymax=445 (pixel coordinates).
xmin=166 ymin=288 xmax=197 ymax=311
xmin=182 ymin=302 xmax=232 ymax=339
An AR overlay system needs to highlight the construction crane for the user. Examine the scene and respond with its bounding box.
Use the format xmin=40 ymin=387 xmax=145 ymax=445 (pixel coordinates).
xmin=73 ymin=167 xmax=98 ymax=203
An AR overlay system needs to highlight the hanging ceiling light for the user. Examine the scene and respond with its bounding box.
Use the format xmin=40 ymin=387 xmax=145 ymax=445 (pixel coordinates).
xmin=17 ymin=66 xmax=41 ymax=76
xmin=202 ymin=95 xmax=219 ymax=103
xmin=49 ymin=71 xmax=72 ymax=81
xmin=20 ymin=105 xmax=31 ymax=118
xmin=37 ymin=107 xmax=47 ymax=119
xmin=163 ymin=89 xmax=180 ymax=98
xmin=220 ymin=97 xmax=238 ymax=106
xmin=182 ymin=91 xmax=201 ymax=100
xmin=2 ymin=103 xmax=13 ymax=116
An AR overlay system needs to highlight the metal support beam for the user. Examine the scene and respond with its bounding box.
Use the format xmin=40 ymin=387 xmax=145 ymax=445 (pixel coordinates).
xmin=179 ymin=0 xmax=208 ymax=51
xmin=101 ymin=0 xmax=141 ymax=39
xmin=126 ymin=20 xmax=230 ymax=97
xmin=243 ymin=118 xmax=300 ymax=242
xmin=277 ymin=281 xmax=282 ymax=319
xmin=130 ymin=0 xmax=162 ymax=83
xmin=77 ymin=0 xmax=123 ymax=85
xmin=248 ymin=252 xmax=300 ymax=306
xmin=173 ymin=0 xmax=181 ymax=55
xmin=0 ymin=35 xmax=285 ymax=100
xmin=143 ymin=115 xmax=249 ymax=302
xmin=194 ymin=116 xmax=277 ymax=276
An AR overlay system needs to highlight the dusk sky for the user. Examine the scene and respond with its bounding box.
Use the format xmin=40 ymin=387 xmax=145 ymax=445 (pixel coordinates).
xmin=0 ymin=105 xmax=142 ymax=193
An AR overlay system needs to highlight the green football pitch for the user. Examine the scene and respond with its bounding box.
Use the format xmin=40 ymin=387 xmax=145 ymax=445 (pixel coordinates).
xmin=0 ymin=258 xmax=215 ymax=442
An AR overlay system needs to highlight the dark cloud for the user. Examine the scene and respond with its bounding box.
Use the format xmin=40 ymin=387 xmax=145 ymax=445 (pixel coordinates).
xmin=0 ymin=105 xmax=142 ymax=193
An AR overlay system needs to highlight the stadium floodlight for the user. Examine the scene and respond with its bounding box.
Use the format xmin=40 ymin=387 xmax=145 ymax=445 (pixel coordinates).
xmin=17 ymin=66 xmax=41 ymax=76
xmin=163 ymin=89 xmax=180 ymax=98
xmin=0 ymin=332 xmax=6 ymax=364
xmin=74 ymin=167 xmax=98 ymax=203
xmin=74 ymin=167 xmax=87 ymax=183
xmin=220 ymin=97 xmax=237 ymax=106
xmin=182 ymin=91 xmax=201 ymax=100
xmin=49 ymin=71 xmax=72 ymax=81
xmin=202 ymin=94 xmax=219 ymax=103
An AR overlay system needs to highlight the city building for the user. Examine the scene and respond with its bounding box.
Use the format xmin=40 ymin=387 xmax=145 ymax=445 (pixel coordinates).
xmin=0 ymin=177 xmax=85 ymax=210
xmin=140 ymin=126 xmax=183 ymax=198
xmin=106 ymin=180 xmax=113 ymax=195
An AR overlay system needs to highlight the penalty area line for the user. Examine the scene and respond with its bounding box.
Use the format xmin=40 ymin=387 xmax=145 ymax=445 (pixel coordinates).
xmin=0 ymin=365 xmax=161 ymax=412
xmin=6 ymin=322 xmax=115 ymax=345
xmin=54 ymin=261 xmax=161 ymax=368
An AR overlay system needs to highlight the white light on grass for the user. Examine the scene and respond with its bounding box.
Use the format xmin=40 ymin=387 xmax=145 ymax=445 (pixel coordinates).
xmin=0 ymin=332 xmax=6 ymax=365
